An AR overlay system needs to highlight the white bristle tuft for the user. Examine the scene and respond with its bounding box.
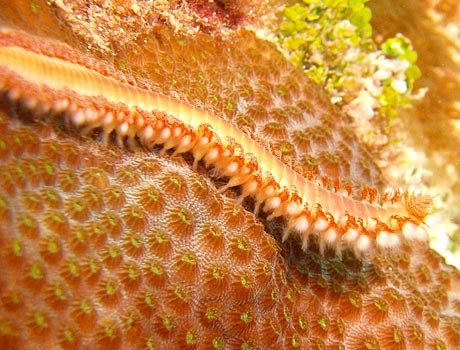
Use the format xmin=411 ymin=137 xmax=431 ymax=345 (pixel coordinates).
xmin=53 ymin=98 xmax=70 ymax=112
xmin=264 ymin=196 xmax=281 ymax=212
xmin=402 ymin=222 xmax=428 ymax=241
xmin=285 ymin=201 xmax=303 ymax=217
xmin=342 ymin=228 xmax=359 ymax=245
xmin=355 ymin=234 xmax=373 ymax=255
xmin=104 ymin=112 xmax=114 ymax=125
xmin=24 ymin=97 xmax=37 ymax=109
xmin=225 ymin=161 xmax=239 ymax=176
xmin=140 ymin=125 xmax=154 ymax=140
xmin=322 ymin=227 xmax=338 ymax=246
xmin=71 ymin=111 xmax=86 ymax=125
xmin=376 ymin=231 xmax=401 ymax=249
xmin=290 ymin=214 xmax=311 ymax=235
xmin=205 ymin=147 xmax=219 ymax=165
xmin=7 ymin=88 xmax=21 ymax=100
xmin=313 ymin=217 xmax=329 ymax=232
xmin=160 ymin=127 xmax=171 ymax=141
xmin=118 ymin=121 xmax=129 ymax=135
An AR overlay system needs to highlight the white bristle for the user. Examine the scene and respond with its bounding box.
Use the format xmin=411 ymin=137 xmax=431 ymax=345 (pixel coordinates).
xmin=342 ymin=228 xmax=359 ymax=245
xmin=225 ymin=161 xmax=239 ymax=176
xmin=376 ymin=231 xmax=401 ymax=249
xmin=54 ymin=98 xmax=70 ymax=112
xmin=71 ymin=111 xmax=86 ymax=125
xmin=264 ymin=196 xmax=281 ymax=212
xmin=24 ymin=97 xmax=37 ymax=109
xmin=285 ymin=201 xmax=303 ymax=217
xmin=402 ymin=222 xmax=428 ymax=241
xmin=313 ymin=217 xmax=329 ymax=232
xmin=355 ymin=234 xmax=373 ymax=255
xmin=118 ymin=121 xmax=129 ymax=135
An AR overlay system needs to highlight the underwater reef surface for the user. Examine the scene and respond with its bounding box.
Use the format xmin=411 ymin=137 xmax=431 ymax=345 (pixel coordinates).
xmin=0 ymin=1 xmax=459 ymax=349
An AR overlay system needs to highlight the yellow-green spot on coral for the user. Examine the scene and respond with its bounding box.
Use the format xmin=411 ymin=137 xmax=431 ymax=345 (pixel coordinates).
xmin=240 ymin=274 xmax=254 ymax=288
xmin=279 ymin=141 xmax=294 ymax=154
xmin=285 ymin=289 xmax=293 ymax=302
xmin=104 ymin=323 xmax=116 ymax=338
xmin=0 ymin=323 xmax=13 ymax=336
xmin=63 ymin=328 xmax=75 ymax=342
xmin=109 ymin=245 xmax=120 ymax=259
xmin=270 ymin=319 xmax=281 ymax=335
xmin=88 ymin=259 xmax=100 ymax=275
xmin=27 ymin=162 xmax=38 ymax=176
xmin=170 ymin=175 xmax=181 ymax=187
xmin=22 ymin=214 xmax=36 ymax=228
xmin=162 ymin=315 xmax=175 ymax=331
xmin=186 ymin=329 xmax=198 ymax=345
xmin=179 ymin=209 xmax=192 ymax=225
xmin=72 ymin=201 xmax=84 ymax=212
xmin=129 ymin=234 xmax=142 ymax=249
xmin=148 ymin=190 xmax=158 ymax=201
xmin=144 ymin=292 xmax=156 ymax=308
xmin=349 ymin=292 xmax=362 ymax=308
xmin=182 ymin=252 xmax=197 ymax=265
xmin=174 ymin=286 xmax=188 ymax=301
xmin=30 ymin=0 xmax=39 ymax=15
xmin=47 ymin=239 xmax=59 ymax=254
xmin=374 ymin=297 xmax=388 ymax=312
xmin=105 ymin=279 xmax=118 ymax=296
xmin=105 ymin=212 xmax=118 ymax=226
xmin=318 ymin=315 xmax=329 ymax=331
xmin=45 ymin=190 xmax=58 ymax=202
xmin=226 ymin=101 xmax=235 ymax=111
xmin=151 ymin=262 xmax=163 ymax=275
xmin=212 ymin=337 xmax=224 ymax=349
xmin=364 ymin=336 xmax=379 ymax=349
xmin=292 ymin=333 xmax=301 ymax=347
xmin=29 ymin=263 xmax=43 ymax=280
xmin=237 ymin=236 xmax=251 ymax=251
xmin=155 ymin=231 xmax=169 ymax=244
xmin=51 ymin=212 xmax=65 ymax=224
xmin=205 ymin=307 xmax=219 ymax=320
xmin=393 ymin=327 xmax=404 ymax=343
xmin=44 ymin=163 xmax=54 ymax=175
xmin=146 ymin=337 xmax=156 ymax=350
xmin=34 ymin=310 xmax=47 ymax=328
xmin=209 ymin=225 xmax=222 ymax=238
xmin=13 ymin=135 xmax=22 ymax=148
xmin=0 ymin=196 xmax=7 ymax=208
xmin=434 ymin=339 xmax=447 ymax=350
xmin=241 ymin=340 xmax=256 ymax=350
xmin=283 ymin=305 xmax=291 ymax=321
xmin=67 ymin=260 xmax=79 ymax=277
xmin=241 ymin=310 xmax=253 ymax=323
xmin=15 ymin=165 xmax=25 ymax=178
xmin=53 ymin=282 xmax=66 ymax=301
xmin=12 ymin=238 xmax=22 ymax=257
xmin=212 ymin=266 xmax=226 ymax=280
xmin=298 ymin=314 xmax=308 ymax=330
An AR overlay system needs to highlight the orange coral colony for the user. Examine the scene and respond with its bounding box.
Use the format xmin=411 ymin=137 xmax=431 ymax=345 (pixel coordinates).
xmin=1 ymin=106 xmax=459 ymax=350
xmin=0 ymin=27 xmax=431 ymax=258
xmin=0 ymin=1 xmax=460 ymax=349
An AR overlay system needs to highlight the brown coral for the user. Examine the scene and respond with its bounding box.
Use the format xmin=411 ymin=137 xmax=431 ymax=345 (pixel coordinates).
xmin=1 ymin=108 xmax=460 ymax=349
xmin=0 ymin=1 xmax=460 ymax=350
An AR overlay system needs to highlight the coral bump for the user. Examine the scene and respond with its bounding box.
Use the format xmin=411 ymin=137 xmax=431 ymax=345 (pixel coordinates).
xmin=0 ymin=27 xmax=432 ymax=257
